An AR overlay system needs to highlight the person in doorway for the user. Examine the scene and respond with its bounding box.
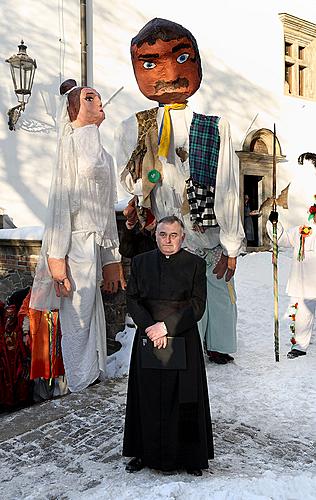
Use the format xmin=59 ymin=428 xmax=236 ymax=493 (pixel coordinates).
xmin=30 ymin=79 xmax=126 ymax=392
xmin=123 ymin=216 xmax=213 ymax=475
xmin=244 ymin=194 xmax=255 ymax=244
xmin=268 ymin=194 xmax=316 ymax=358
xmin=115 ymin=18 xmax=245 ymax=365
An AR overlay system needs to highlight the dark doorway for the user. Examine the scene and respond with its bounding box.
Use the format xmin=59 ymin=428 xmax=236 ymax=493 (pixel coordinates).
xmin=244 ymin=175 xmax=263 ymax=247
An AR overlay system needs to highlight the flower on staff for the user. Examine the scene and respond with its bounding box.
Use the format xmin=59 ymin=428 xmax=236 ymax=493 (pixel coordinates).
xmin=308 ymin=194 xmax=316 ymax=222
xmin=298 ymin=226 xmax=312 ymax=261
xmin=299 ymin=225 xmax=312 ymax=236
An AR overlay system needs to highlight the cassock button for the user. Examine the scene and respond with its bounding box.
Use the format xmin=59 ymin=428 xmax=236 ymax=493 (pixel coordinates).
xmin=147 ymin=169 xmax=161 ymax=183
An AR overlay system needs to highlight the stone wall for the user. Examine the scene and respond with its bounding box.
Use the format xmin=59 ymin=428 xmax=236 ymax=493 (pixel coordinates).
xmin=0 ymin=239 xmax=40 ymax=302
xmin=0 ymin=213 xmax=131 ymax=341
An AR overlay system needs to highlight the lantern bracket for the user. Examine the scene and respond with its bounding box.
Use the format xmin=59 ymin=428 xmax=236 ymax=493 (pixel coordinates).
xmin=7 ymin=103 xmax=24 ymax=131
xmin=5 ymin=41 xmax=36 ymax=131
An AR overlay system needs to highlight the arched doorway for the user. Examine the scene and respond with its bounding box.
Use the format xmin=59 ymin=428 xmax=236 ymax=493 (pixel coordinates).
xmin=236 ymin=128 xmax=285 ymax=250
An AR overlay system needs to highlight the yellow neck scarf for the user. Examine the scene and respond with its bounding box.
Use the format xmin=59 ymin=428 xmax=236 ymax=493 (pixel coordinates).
xmin=158 ymin=103 xmax=187 ymax=158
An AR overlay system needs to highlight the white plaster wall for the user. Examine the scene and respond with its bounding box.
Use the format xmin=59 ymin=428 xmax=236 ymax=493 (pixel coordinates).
xmin=0 ymin=0 xmax=81 ymax=227
xmin=1 ymin=0 xmax=316 ymax=227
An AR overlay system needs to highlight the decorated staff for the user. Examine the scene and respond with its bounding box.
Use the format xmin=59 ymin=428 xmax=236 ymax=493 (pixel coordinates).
xmin=271 ymin=124 xmax=280 ymax=362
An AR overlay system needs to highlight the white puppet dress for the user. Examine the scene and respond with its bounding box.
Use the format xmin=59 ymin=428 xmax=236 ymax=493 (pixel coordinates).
xmin=30 ymin=89 xmax=120 ymax=391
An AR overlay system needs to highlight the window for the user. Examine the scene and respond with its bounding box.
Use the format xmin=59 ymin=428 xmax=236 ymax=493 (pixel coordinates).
xmin=285 ymin=62 xmax=293 ymax=94
xmin=298 ymin=46 xmax=305 ymax=59
xmin=285 ymin=42 xmax=292 ymax=56
xmin=299 ymin=66 xmax=305 ymax=96
xmin=279 ymin=13 xmax=316 ymax=100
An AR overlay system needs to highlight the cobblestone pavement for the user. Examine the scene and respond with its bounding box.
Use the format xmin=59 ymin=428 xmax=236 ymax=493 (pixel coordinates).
xmin=1 ymin=375 xmax=316 ymax=500
xmin=0 ymin=378 xmax=128 ymax=500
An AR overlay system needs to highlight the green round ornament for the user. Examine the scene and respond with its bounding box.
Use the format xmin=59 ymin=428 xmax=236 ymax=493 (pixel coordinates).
xmin=147 ymin=169 xmax=161 ymax=183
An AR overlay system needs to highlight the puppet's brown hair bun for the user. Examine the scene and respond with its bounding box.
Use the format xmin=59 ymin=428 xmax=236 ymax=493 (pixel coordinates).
xmin=59 ymin=79 xmax=82 ymax=122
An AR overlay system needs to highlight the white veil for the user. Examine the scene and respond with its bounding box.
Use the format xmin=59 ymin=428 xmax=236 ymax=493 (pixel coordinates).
xmin=30 ymin=92 xmax=75 ymax=311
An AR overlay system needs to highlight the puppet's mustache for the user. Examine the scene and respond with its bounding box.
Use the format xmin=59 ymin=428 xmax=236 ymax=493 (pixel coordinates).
xmin=154 ymin=77 xmax=189 ymax=92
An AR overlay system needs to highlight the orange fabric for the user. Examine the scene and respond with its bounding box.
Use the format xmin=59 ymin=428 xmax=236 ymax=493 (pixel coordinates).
xmin=18 ymin=290 xmax=31 ymax=320
xmin=18 ymin=289 xmax=64 ymax=380
xmin=29 ymin=309 xmax=51 ymax=379
xmin=29 ymin=308 xmax=64 ymax=380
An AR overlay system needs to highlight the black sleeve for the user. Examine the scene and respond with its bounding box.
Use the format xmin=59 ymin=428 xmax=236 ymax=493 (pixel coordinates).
xmin=126 ymin=259 xmax=155 ymax=330
xmin=164 ymin=258 xmax=207 ymax=336
xmin=119 ymin=224 xmax=137 ymax=259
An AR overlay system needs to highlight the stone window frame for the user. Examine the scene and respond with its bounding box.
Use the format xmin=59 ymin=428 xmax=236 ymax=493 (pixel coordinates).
xmin=279 ymin=13 xmax=316 ymax=100
xmin=236 ymin=128 xmax=286 ymax=250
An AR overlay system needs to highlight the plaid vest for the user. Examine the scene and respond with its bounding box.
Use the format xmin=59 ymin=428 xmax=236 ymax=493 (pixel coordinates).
xmin=189 ymin=113 xmax=220 ymax=188
xmin=187 ymin=113 xmax=220 ymax=227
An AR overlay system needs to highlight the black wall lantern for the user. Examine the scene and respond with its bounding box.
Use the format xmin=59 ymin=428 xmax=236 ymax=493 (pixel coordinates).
xmin=5 ymin=41 xmax=37 ymax=131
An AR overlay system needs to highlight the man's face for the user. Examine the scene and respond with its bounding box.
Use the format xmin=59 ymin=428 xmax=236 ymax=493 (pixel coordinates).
xmin=131 ymin=37 xmax=201 ymax=104
xmin=156 ymin=221 xmax=185 ymax=255
xmin=76 ymin=88 xmax=105 ymax=126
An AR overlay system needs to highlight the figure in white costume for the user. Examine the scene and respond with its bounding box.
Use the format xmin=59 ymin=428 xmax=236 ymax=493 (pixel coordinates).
xmin=268 ymin=153 xmax=316 ymax=359
xmin=30 ymin=79 xmax=126 ymax=391
xmin=115 ymin=19 xmax=245 ymax=365
xmin=287 ymin=153 xmax=316 ymax=226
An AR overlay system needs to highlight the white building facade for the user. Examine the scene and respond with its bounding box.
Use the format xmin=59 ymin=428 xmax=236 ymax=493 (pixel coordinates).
xmin=1 ymin=0 xmax=316 ymax=241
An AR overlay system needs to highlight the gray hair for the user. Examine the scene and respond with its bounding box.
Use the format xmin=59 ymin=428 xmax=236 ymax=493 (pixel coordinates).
xmin=157 ymin=215 xmax=184 ymax=229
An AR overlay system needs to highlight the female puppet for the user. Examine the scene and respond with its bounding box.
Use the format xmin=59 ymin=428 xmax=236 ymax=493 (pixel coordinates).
xmin=30 ymin=79 xmax=125 ymax=392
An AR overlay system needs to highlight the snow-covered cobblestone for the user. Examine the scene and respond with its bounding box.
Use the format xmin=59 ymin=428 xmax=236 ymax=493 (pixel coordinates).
xmin=1 ymin=251 xmax=316 ymax=499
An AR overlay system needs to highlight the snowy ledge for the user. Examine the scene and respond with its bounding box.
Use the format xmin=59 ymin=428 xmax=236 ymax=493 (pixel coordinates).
xmin=0 ymin=226 xmax=44 ymax=241
xmin=0 ymin=198 xmax=132 ymax=241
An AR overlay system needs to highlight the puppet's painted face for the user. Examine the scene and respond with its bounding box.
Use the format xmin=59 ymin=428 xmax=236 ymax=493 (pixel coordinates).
xmin=156 ymin=221 xmax=185 ymax=255
xmin=131 ymin=37 xmax=201 ymax=104
xmin=72 ymin=88 xmax=105 ymax=126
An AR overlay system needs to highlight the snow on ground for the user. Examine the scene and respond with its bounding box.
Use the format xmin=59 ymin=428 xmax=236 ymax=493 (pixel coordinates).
xmin=2 ymin=250 xmax=316 ymax=499
xmin=85 ymin=250 xmax=316 ymax=499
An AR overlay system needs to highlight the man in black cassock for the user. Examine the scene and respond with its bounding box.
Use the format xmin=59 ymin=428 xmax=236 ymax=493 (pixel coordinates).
xmin=123 ymin=216 xmax=213 ymax=476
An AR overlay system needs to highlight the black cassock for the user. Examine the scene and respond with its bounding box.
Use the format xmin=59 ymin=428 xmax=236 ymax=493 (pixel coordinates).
xmin=123 ymin=248 xmax=214 ymax=472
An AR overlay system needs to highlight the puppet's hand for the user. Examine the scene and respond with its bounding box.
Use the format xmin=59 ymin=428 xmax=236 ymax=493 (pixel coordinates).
xmin=212 ymin=253 xmax=236 ymax=282
xmin=225 ymin=257 xmax=236 ymax=282
xmin=123 ymin=197 xmax=138 ymax=229
xmin=212 ymin=253 xmax=228 ymax=280
xmin=102 ymin=262 xmax=126 ymax=294
xmin=48 ymin=257 xmax=72 ymax=297
xmin=146 ymin=322 xmax=167 ymax=341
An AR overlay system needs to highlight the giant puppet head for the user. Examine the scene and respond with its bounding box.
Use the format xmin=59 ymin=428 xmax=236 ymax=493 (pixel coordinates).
xmin=59 ymin=79 xmax=105 ymax=127
xmin=131 ymin=18 xmax=202 ymax=104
